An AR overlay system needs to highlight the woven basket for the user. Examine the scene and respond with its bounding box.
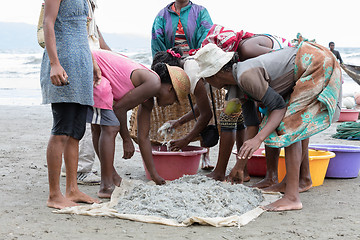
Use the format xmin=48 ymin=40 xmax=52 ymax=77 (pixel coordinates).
xmin=129 ymin=88 xmax=225 ymax=144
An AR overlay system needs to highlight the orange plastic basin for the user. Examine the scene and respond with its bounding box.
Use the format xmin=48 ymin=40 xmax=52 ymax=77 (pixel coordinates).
xmin=277 ymin=149 xmax=335 ymax=186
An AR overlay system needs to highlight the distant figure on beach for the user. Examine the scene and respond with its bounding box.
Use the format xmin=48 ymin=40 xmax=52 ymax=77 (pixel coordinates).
xmin=329 ymin=42 xmax=343 ymax=64
xmin=40 ymin=0 xmax=101 ymax=209
xmin=89 ymin=49 xmax=198 ymax=194
xmin=194 ymin=42 xmax=341 ymax=211
xmin=146 ymin=0 xmax=215 ymax=169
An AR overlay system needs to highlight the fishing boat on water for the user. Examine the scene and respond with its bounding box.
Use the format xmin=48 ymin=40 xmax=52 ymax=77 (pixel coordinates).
xmin=341 ymin=64 xmax=360 ymax=85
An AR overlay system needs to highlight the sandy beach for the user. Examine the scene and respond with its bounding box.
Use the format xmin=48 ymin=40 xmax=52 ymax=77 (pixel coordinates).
xmin=0 ymin=105 xmax=359 ymax=240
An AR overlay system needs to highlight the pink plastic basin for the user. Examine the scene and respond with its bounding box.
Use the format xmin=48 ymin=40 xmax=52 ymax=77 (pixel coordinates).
xmin=141 ymin=145 xmax=207 ymax=181
xmin=232 ymin=148 xmax=266 ymax=177
xmin=310 ymin=144 xmax=360 ymax=178
xmin=338 ymin=109 xmax=359 ymax=122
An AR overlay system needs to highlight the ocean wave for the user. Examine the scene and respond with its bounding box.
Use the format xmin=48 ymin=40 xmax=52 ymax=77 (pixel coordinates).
xmin=126 ymin=52 xmax=152 ymax=67
xmin=0 ymin=87 xmax=16 ymax=90
xmin=25 ymin=57 xmax=42 ymax=65
xmin=345 ymin=53 xmax=360 ymax=59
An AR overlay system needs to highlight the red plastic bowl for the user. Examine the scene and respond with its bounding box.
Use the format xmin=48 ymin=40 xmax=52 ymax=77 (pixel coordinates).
xmin=338 ymin=109 xmax=359 ymax=122
xmin=232 ymin=148 xmax=266 ymax=176
xmin=139 ymin=145 xmax=207 ymax=181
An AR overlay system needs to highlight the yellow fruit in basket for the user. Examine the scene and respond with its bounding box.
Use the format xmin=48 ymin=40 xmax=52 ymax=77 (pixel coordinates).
xmin=223 ymin=98 xmax=241 ymax=115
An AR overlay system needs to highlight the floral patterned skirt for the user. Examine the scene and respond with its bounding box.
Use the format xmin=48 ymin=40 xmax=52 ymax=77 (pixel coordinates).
xmin=261 ymin=42 xmax=342 ymax=148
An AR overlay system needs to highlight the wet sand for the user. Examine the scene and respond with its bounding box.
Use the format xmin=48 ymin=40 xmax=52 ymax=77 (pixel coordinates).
xmin=0 ymin=105 xmax=359 ymax=239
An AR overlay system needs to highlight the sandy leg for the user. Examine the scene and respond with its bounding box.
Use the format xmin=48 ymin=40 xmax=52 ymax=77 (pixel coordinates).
xmin=98 ymin=169 xmax=122 ymax=198
xmin=298 ymin=138 xmax=312 ymax=192
xmin=262 ymin=142 xmax=302 ymax=211
xmin=243 ymin=167 xmax=251 ymax=182
xmin=262 ymin=139 xmax=312 ymax=193
xmin=252 ymin=146 xmax=280 ymax=189
xmin=91 ymin=124 xmax=124 ymax=198
xmin=201 ymin=148 xmax=214 ymax=170
xmin=207 ymin=130 xmax=236 ymax=181
xmin=46 ymin=134 xmax=85 ymax=209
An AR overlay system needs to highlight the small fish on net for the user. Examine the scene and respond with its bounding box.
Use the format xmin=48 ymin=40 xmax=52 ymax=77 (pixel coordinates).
xmin=115 ymin=175 xmax=263 ymax=223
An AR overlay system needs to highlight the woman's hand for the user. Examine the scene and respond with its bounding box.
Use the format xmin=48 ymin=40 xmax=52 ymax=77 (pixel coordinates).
xmin=238 ymin=137 xmax=262 ymax=160
xmin=152 ymin=175 xmax=166 ymax=185
xmin=122 ymin=138 xmax=134 ymax=159
xmin=169 ymin=138 xmax=189 ymax=151
xmin=160 ymin=120 xmax=179 ymax=135
xmin=50 ymin=64 xmax=68 ymax=86
xmin=166 ymin=119 xmax=181 ymax=129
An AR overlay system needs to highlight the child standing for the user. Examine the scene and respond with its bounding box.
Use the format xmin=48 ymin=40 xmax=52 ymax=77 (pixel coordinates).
xmin=89 ymin=50 xmax=196 ymax=197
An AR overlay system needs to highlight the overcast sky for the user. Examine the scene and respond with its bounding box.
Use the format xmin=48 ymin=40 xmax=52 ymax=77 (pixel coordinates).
xmin=3 ymin=0 xmax=360 ymax=47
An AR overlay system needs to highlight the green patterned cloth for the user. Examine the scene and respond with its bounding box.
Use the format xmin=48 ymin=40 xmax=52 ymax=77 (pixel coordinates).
xmin=262 ymin=42 xmax=342 ymax=148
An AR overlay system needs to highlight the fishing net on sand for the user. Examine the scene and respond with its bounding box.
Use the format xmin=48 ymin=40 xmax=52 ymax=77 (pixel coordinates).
xmin=55 ymin=175 xmax=281 ymax=227
xmin=332 ymin=122 xmax=360 ymax=140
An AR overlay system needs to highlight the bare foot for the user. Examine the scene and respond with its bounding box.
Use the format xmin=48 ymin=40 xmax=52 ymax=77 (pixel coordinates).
xmin=201 ymin=152 xmax=214 ymax=171
xmin=251 ymin=177 xmax=278 ymax=189
xmin=243 ymin=173 xmax=251 ymax=182
xmin=98 ymin=186 xmax=115 ymax=199
xmin=47 ymin=194 xmax=79 ymax=209
xmin=263 ymin=181 xmax=286 ymax=193
xmin=243 ymin=167 xmax=251 ymax=182
xmin=261 ymin=196 xmax=302 ymax=211
xmin=112 ymin=172 xmax=122 ymax=187
xmin=98 ymin=177 xmax=122 ymax=199
xmin=66 ymin=190 xmax=100 ymax=204
xmin=299 ymin=178 xmax=312 ymax=193
xmin=206 ymin=171 xmax=225 ymax=181
xmin=263 ymin=180 xmax=312 ymax=193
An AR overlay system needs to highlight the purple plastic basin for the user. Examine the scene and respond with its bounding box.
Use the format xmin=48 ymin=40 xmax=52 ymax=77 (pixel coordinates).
xmin=309 ymin=144 xmax=360 ymax=178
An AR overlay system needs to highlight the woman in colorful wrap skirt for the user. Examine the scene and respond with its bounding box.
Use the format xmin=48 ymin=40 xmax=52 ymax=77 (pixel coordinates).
xmin=194 ymin=42 xmax=341 ymax=211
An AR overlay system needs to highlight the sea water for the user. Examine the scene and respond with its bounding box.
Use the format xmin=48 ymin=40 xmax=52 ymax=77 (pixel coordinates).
xmin=0 ymin=47 xmax=359 ymax=106
xmin=0 ymin=49 xmax=152 ymax=106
